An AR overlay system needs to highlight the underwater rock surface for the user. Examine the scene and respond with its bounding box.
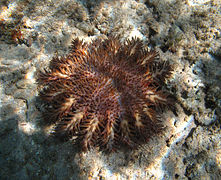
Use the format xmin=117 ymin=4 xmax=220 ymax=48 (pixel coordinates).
xmin=0 ymin=0 xmax=220 ymax=179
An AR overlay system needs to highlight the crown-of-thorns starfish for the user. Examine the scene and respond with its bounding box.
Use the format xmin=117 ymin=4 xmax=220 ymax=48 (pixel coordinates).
xmin=37 ymin=36 xmax=173 ymax=151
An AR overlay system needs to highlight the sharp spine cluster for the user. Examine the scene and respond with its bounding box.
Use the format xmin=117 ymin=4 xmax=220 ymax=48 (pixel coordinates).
xmin=37 ymin=36 xmax=173 ymax=151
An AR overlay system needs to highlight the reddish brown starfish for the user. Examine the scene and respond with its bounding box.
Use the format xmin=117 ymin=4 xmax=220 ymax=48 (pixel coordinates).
xmin=37 ymin=37 xmax=173 ymax=151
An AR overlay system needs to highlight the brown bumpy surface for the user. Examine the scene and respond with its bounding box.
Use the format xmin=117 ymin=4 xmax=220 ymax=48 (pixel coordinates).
xmin=37 ymin=37 xmax=173 ymax=151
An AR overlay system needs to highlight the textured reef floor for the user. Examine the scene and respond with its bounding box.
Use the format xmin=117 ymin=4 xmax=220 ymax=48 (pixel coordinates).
xmin=0 ymin=0 xmax=220 ymax=179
